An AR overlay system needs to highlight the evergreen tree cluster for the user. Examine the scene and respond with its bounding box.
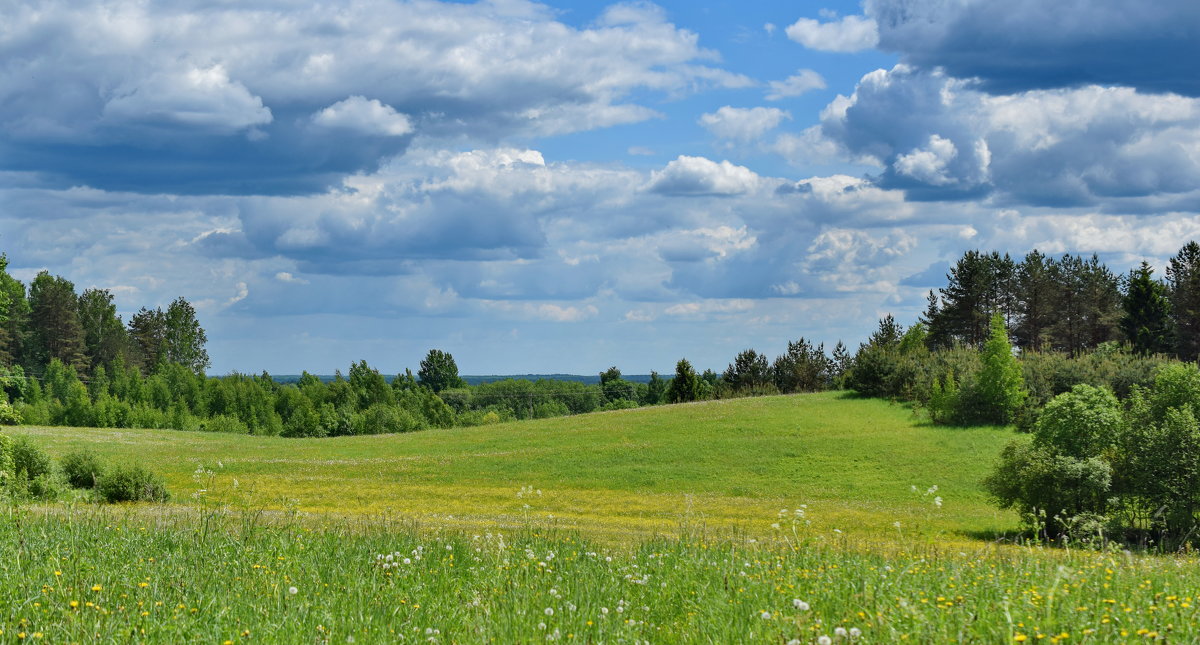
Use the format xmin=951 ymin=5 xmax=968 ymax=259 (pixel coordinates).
xmin=923 ymin=241 xmax=1200 ymax=358
xmin=0 ymin=255 xmax=209 ymax=377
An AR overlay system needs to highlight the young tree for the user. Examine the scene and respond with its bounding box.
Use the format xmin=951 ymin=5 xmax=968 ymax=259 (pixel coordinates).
xmin=644 ymin=371 xmax=666 ymax=405
xmin=772 ymin=338 xmax=830 ymax=393
xmin=666 ymin=359 xmax=699 ymax=404
xmin=975 ymin=312 xmax=1027 ymax=424
xmin=1120 ymin=262 xmax=1173 ymax=355
xmin=164 ymin=297 xmax=209 ymax=373
xmin=1167 ymin=241 xmax=1200 ymax=361
xmin=28 ymin=271 xmax=87 ymax=372
xmin=418 ymin=349 xmax=465 ymax=393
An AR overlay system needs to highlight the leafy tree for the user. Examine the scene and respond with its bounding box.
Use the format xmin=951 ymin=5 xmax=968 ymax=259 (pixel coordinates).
xmin=1120 ymin=262 xmax=1173 ymax=355
xmin=418 ymin=349 xmax=465 ymax=393
xmin=28 ymin=271 xmax=87 ymax=372
xmin=929 ymin=251 xmax=1016 ymax=348
xmin=348 ymin=360 xmax=393 ymax=408
xmin=667 ymin=359 xmax=699 ymax=404
xmin=78 ymin=288 xmax=131 ymax=371
xmin=164 ymin=297 xmax=209 ymax=373
xmin=598 ymin=366 xmax=636 ymax=403
xmin=1167 ymin=241 xmax=1200 ymax=361
xmin=128 ymin=307 xmax=166 ymax=373
xmin=644 ymin=371 xmax=666 ymax=405
xmin=0 ymin=255 xmax=30 ymax=366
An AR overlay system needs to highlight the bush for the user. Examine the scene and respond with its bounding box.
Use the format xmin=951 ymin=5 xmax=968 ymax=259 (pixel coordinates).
xmin=0 ymin=401 xmax=19 ymax=425
xmin=200 ymin=414 xmax=250 ymax=434
xmin=61 ymin=449 xmax=105 ymax=489
xmin=12 ymin=436 xmax=53 ymax=480
xmin=27 ymin=472 xmax=66 ymax=501
xmin=98 ymin=464 xmax=170 ymax=503
xmin=0 ymin=433 xmax=13 ymax=482
xmin=16 ymin=401 xmax=51 ymax=426
xmin=352 ymin=405 xmax=420 ymax=435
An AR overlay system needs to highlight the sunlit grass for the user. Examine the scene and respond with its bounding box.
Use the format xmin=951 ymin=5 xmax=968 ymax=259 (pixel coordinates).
xmin=16 ymin=392 xmax=1017 ymax=543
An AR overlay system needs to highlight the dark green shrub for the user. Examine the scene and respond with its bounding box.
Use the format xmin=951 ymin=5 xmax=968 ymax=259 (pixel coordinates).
xmin=201 ymin=414 xmax=250 ymax=434
xmin=27 ymin=472 xmax=65 ymax=501
xmin=11 ymin=436 xmax=53 ymax=480
xmin=352 ymin=405 xmax=419 ymax=435
xmin=0 ymin=401 xmax=19 ymax=425
xmin=61 ymin=449 xmax=105 ymax=489
xmin=16 ymin=401 xmax=51 ymax=426
xmin=0 ymin=433 xmax=13 ymax=481
xmin=98 ymin=465 xmax=170 ymax=503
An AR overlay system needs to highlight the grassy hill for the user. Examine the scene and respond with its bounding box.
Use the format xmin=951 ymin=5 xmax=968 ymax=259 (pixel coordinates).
xmin=16 ymin=391 xmax=1018 ymax=542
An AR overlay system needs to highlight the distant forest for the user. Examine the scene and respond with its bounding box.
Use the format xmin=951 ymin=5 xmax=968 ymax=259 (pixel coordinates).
xmin=1 ymin=240 xmax=1199 ymax=439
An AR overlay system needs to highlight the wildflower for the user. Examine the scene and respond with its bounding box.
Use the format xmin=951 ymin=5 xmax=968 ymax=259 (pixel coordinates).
xmin=288 ymin=587 xmax=298 ymax=595
xmin=793 ymin=599 xmax=810 ymax=611
xmin=760 ymin=611 xmax=771 ymax=619
xmin=1015 ymin=636 xmax=1027 ymax=643
xmin=544 ymin=607 xmax=554 ymax=616
xmin=403 ymin=558 xmax=412 ymax=565
xmin=600 ymin=607 xmax=609 ymax=615
xmin=934 ymin=496 xmax=943 ymax=508
xmin=819 ymin=636 xmax=832 ymax=645
xmin=91 ymin=584 xmax=102 ymax=592
xmin=850 ymin=627 xmax=862 ymax=638
xmin=835 ymin=627 xmax=848 ymax=637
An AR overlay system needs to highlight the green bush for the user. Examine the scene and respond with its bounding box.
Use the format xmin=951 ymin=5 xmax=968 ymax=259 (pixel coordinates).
xmin=0 ymin=401 xmax=19 ymax=425
xmin=97 ymin=464 xmax=170 ymax=503
xmin=61 ymin=449 xmax=105 ymax=489
xmin=0 ymin=433 xmax=13 ymax=482
xmin=16 ymin=401 xmax=50 ymax=426
xmin=352 ymin=405 xmax=420 ymax=435
xmin=27 ymin=472 xmax=66 ymax=501
xmin=12 ymin=435 xmax=53 ymax=480
xmin=201 ymin=414 xmax=251 ymax=434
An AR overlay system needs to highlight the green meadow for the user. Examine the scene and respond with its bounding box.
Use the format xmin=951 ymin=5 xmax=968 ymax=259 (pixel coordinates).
xmin=7 ymin=392 xmax=1200 ymax=643
xmin=15 ymin=392 xmax=1015 ymax=543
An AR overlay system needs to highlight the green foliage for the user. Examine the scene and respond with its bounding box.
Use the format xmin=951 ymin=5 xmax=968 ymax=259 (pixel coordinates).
xmin=984 ymin=440 xmax=1113 ymax=535
xmin=1121 ymin=262 xmax=1174 ymax=355
xmin=0 ymin=400 xmax=19 ymax=425
xmin=61 ymin=448 xmax=105 ymax=488
xmin=0 ymin=432 xmax=12 ymax=482
xmin=771 ymin=338 xmax=831 ymax=394
xmin=97 ymin=464 xmax=170 ymax=503
xmin=201 ymin=414 xmax=251 ymax=434
xmin=973 ymin=313 xmax=1027 ymax=424
xmin=352 ymin=404 xmax=420 ymax=435
xmin=666 ymin=359 xmax=699 ymax=403
xmin=418 ymin=349 xmax=465 ymax=393
xmin=722 ymin=349 xmax=771 ymax=394
xmin=12 ymin=435 xmax=54 ymax=480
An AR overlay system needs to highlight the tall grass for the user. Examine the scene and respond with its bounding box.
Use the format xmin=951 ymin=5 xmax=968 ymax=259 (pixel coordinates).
xmin=1 ymin=505 xmax=1196 ymax=643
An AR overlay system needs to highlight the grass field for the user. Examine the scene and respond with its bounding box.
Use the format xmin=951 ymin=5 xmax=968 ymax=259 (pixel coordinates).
xmin=11 ymin=392 xmax=1197 ymax=643
xmin=14 ymin=392 xmax=1017 ymax=543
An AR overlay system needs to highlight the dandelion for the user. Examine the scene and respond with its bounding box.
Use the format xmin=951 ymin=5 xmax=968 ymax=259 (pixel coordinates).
xmin=90 ymin=584 xmax=102 ymax=592
xmin=793 ymin=599 xmax=810 ymax=611
xmin=819 ymin=636 xmax=832 ymax=645
xmin=835 ymin=627 xmax=848 ymax=637
xmin=288 ymin=586 xmax=298 ymax=595
xmin=403 ymin=558 xmax=411 ymax=565
xmin=600 ymin=607 xmax=609 ymax=615
xmin=760 ymin=611 xmax=771 ymax=619
xmin=850 ymin=627 xmax=862 ymax=638
xmin=544 ymin=607 xmax=554 ymax=616
xmin=934 ymin=496 xmax=943 ymax=508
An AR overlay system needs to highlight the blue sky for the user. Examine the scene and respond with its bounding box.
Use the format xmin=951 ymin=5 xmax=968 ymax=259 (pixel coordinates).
xmin=3 ymin=0 xmax=1200 ymax=375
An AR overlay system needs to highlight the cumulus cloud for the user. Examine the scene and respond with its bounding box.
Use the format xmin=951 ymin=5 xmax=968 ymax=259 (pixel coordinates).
xmin=647 ymin=156 xmax=762 ymax=196
xmin=816 ymin=65 xmax=1200 ymax=205
xmin=766 ymin=69 xmax=827 ymax=101
xmin=698 ymin=106 xmax=790 ymax=143
xmin=866 ymin=0 xmax=1200 ymax=96
xmin=785 ymin=14 xmax=879 ymax=53
xmin=0 ymin=0 xmax=747 ymax=194
xmin=310 ymin=97 xmax=413 ymax=137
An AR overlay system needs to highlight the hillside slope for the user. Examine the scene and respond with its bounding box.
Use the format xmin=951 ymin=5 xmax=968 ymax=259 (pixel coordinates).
xmin=18 ymin=392 xmax=1018 ymax=541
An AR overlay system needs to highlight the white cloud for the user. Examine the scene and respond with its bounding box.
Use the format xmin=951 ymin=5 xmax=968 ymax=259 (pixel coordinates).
xmin=785 ymin=15 xmax=879 ymax=53
xmin=698 ymin=106 xmax=791 ymax=142
xmin=311 ymin=96 xmax=413 ymax=136
xmin=766 ymin=69 xmax=827 ymax=100
xmin=894 ymin=134 xmax=959 ymax=186
xmin=646 ymin=156 xmax=762 ymax=196
xmin=101 ymin=64 xmax=272 ymax=135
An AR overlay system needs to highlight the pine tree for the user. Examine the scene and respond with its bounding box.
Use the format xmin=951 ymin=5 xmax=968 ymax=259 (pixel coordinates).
xmin=1013 ymin=250 xmax=1057 ymax=351
xmin=1121 ymin=261 xmax=1174 ymax=355
xmin=28 ymin=271 xmax=87 ymax=372
xmin=1167 ymin=241 xmax=1200 ymax=361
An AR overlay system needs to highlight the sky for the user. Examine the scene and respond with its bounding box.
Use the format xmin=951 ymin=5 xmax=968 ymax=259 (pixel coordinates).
xmin=3 ymin=0 xmax=1200 ymax=375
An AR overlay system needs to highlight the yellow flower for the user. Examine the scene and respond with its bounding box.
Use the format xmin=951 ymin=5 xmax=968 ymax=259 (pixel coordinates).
xmin=91 ymin=584 xmax=103 ymax=592
xmin=138 ymin=582 xmax=149 ymax=588
xmin=69 ymin=601 xmax=79 ymax=609
xmin=1015 ymin=635 xmax=1028 ymax=642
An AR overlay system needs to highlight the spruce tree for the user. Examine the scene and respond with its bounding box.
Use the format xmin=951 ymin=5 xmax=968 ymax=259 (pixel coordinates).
xmin=1167 ymin=241 xmax=1200 ymax=361
xmin=1120 ymin=261 xmax=1173 ymax=355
